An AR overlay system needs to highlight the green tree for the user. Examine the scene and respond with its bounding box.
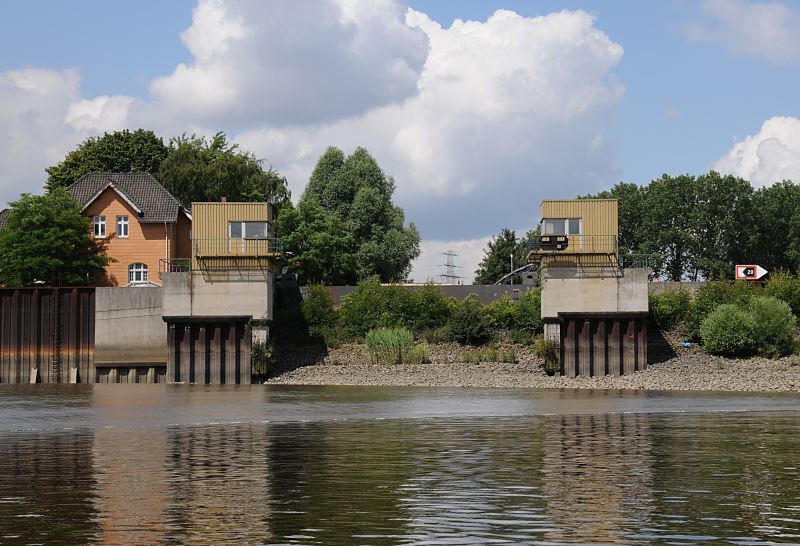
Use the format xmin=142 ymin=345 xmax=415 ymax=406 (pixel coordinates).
xmin=636 ymin=174 xmax=699 ymax=280
xmin=157 ymin=132 xmax=290 ymax=209
xmin=277 ymin=200 xmax=356 ymax=285
xmin=752 ymin=180 xmax=800 ymax=273
xmin=292 ymin=146 xmax=420 ymax=282
xmin=474 ymin=228 xmax=531 ymax=284
xmin=691 ymin=171 xmax=755 ymax=280
xmin=0 ymin=189 xmax=110 ymax=286
xmin=45 ymin=129 xmax=168 ymax=191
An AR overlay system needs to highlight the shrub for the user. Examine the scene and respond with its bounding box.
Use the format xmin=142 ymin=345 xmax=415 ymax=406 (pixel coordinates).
xmin=459 ymin=346 xmax=517 ymax=364
xmin=764 ymin=271 xmax=800 ymax=316
xmin=649 ymin=288 xmax=692 ymax=328
xmin=302 ymin=284 xmax=337 ymax=330
xmin=509 ymin=328 xmax=535 ymax=345
xmin=532 ymin=337 xmax=559 ymax=375
xmin=380 ymin=285 xmax=417 ymax=329
xmin=749 ymin=296 xmax=796 ymax=358
xmin=339 ymin=277 xmax=386 ymax=338
xmin=447 ymin=295 xmax=489 ymax=345
xmin=422 ymin=327 xmax=448 ymax=344
xmin=483 ymin=295 xmax=516 ymax=330
xmin=316 ymin=325 xmax=343 ymax=349
xmin=405 ymin=344 xmax=430 ymax=364
xmin=365 ymin=327 xmax=417 ymax=364
xmin=689 ymin=281 xmax=758 ymax=340
xmin=700 ymin=304 xmax=756 ymax=356
xmin=512 ymin=289 xmax=542 ymax=334
xmin=414 ymin=284 xmax=450 ymax=331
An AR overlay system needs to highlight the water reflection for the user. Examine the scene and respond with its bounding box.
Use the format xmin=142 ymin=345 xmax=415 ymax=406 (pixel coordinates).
xmin=0 ymin=386 xmax=798 ymax=545
xmin=0 ymin=432 xmax=99 ymax=544
xmin=541 ymin=414 xmax=654 ymax=543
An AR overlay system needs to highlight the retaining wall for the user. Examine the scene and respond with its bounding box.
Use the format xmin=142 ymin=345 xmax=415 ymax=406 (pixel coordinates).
xmin=95 ymin=288 xmax=166 ymax=366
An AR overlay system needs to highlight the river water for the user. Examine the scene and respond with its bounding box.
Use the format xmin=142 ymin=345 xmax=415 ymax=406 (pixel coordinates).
xmin=0 ymin=386 xmax=799 ymax=545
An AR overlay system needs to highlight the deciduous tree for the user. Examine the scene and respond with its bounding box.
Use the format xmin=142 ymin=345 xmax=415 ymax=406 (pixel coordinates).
xmin=289 ymin=146 xmax=420 ymax=283
xmin=45 ymin=129 xmax=168 ymax=191
xmin=0 ymin=189 xmax=110 ymax=286
xmin=158 ymin=132 xmax=290 ymax=209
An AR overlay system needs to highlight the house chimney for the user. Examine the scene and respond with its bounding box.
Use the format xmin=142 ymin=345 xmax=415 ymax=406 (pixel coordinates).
xmin=221 ymin=196 xmax=227 ymax=202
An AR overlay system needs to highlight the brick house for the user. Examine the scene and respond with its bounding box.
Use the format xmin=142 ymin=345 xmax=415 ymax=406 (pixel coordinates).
xmin=66 ymin=172 xmax=192 ymax=286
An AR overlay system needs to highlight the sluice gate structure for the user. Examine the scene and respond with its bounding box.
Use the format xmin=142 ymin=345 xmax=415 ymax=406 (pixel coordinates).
xmin=165 ymin=316 xmax=252 ymax=385
xmin=531 ymin=199 xmax=650 ymax=377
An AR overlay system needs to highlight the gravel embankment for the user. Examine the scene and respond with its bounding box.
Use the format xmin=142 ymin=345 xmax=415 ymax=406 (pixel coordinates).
xmin=265 ymin=342 xmax=800 ymax=392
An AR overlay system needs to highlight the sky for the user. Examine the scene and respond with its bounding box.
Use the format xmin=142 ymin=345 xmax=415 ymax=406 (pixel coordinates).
xmin=2 ymin=0 xmax=800 ymax=282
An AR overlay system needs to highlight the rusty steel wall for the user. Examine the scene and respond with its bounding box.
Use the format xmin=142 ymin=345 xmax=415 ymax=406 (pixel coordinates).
xmin=0 ymin=288 xmax=95 ymax=384
xmin=560 ymin=316 xmax=647 ymax=378
xmin=166 ymin=319 xmax=252 ymax=384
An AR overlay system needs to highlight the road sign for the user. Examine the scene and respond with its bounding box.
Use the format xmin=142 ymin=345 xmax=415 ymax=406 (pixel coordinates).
xmin=735 ymin=264 xmax=768 ymax=280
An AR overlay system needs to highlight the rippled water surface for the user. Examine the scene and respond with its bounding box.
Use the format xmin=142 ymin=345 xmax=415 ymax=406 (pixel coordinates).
xmin=1 ymin=386 xmax=799 ymax=545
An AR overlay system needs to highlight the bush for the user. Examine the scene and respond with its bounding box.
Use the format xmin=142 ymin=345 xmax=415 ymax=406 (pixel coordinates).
xmin=405 ymin=344 xmax=430 ymax=364
xmin=302 ymin=284 xmax=337 ymax=330
xmin=414 ymin=284 xmax=450 ymax=331
xmin=365 ymin=327 xmax=418 ymax=364
xmin=700 ymin=304 xmax=757 ymax=356
xmin=380 ymin=285 xmax=417 ymax=329
xmin=446 ymin=295 xmax=489 ymax=345
xmin=649 ymin=288 xmax=692 ymax=328
xmin=338 ymin=280 xmax=451 ymax=338
xmin=483 ymin=295 xmax=515 ymax=330
xmin=749 ymin=296 xmax=796 ymax=357
xmin=764 ymin=271 xmax=800 ymax=316
xmin=339 ymin=277 xmax=386 ymax=338
xmin=512 ymin=289 xmax=542 ymax=334
xmin=459 ymin=346 xmax=517 ymax=364
xmin=689 ymin=281 xmax=758 ymax=340
xmin=532 ymin=337 xmax=559 ymax=375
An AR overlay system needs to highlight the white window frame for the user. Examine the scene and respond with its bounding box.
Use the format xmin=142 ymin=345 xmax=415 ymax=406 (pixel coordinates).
xmin=93 ymin=215 xmax=106 ymax=238
xmin=116 ymin=215 xmax=129 ymax=238
xmin=128 ymin=263 xmax=148 ymax=285
xmin=542 ymin=218 xmax=582 ymax=236
xmin=228 ymin=220 xmax=270 ymax=253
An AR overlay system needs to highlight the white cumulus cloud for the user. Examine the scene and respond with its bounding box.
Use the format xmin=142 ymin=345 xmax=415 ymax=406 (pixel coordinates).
xmin=0 ymin=68 xmax=128 ymax=206
xmin=239 ymin=8 xmax=624 ymax=242
xmin=685 ymin=0 xmax=800 ymax=62
xmin=714 ymin=116 xmax=800 ymax=187
xmin=146 ymin=0 xmax=429 ymax=128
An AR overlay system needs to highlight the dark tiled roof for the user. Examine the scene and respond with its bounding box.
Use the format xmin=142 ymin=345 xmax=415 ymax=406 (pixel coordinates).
xmin=67 ymin=172 xmax=185 ymax=223
xmin=0 ymin=208 xmax=8 ymax=229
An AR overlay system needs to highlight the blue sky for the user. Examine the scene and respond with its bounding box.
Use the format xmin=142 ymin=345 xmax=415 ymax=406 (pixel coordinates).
xmin=2 ymin=0 xmax=799 ymax=280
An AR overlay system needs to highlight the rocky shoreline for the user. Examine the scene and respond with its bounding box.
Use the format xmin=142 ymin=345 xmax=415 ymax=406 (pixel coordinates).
xmin=265 ymin=341 xmax=800 ymax=392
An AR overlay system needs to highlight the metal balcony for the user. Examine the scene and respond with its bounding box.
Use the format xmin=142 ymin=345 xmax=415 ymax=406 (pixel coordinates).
xmin=192 ymin=238 xmax=282 ymax=271
xmin=192 ymin=238 xmax=283 ymax=258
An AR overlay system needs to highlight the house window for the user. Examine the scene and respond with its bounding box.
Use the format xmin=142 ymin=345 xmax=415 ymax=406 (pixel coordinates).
xmin=93 ymin=216 xmax=106 ymax=238
xmin=229 ymin=221 xmax=269 ymax=239
xmin=116 ymin=215 xmax=129 ymax=238
xmin=542 ymin=218 xmax=581 ymax=236
xmin=128 ymin=263 xmax=148 ymax=285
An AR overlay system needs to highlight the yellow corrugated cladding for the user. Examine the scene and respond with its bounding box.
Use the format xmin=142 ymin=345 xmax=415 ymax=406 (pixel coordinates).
xmin=539 ymin=199 xmax=618 ymax=237
xmin=192 ymin=202 xmax=273 ymax=239
xmin=191 ymin=202 xmax=275 ymax=270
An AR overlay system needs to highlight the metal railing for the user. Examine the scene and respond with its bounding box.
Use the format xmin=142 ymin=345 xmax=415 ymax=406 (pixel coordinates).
xmin=620 ymin=253 xmax=655 ymax=269
xmin=527 ymin=234 xmax=618 ymax=255
xmin=159 ymin=258 xmax=192 ymax=276
xmin=192 ymin=238 xmax=283 ymax=258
